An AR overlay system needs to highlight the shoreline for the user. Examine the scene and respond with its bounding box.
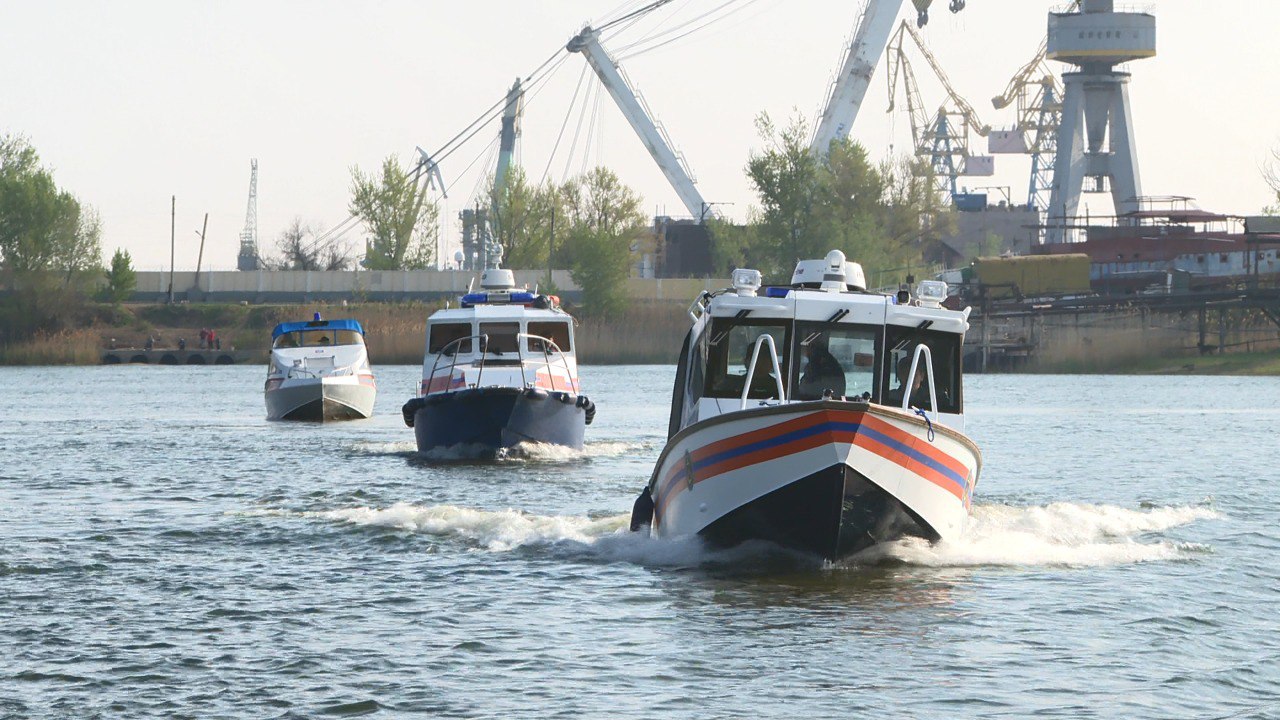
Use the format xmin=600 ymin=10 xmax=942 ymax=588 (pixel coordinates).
xmin=1 ymin=301 xmax=1276 ymax=374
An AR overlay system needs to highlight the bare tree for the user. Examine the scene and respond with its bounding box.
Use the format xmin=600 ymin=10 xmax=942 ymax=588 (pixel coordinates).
xmin=269 ymin=218 xmax=354 ymax=271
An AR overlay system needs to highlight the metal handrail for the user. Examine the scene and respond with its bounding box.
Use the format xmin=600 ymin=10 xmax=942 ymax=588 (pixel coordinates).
xmin=516 ymin=333 xmax=577 ymax=393
xmin=902 ymin=344 xmax=939 ymax=420
xmin=425 ymin=333 xmax=488 ymax=395
xmin=740 ymin=334 xmax=786 ymax=410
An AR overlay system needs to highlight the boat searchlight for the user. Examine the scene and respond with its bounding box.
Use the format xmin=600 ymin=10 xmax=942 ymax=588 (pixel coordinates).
xmin=731 ymin=268 xmax=762 ymax=297
xmin=915 ymin=280 xmax=949 ymax=308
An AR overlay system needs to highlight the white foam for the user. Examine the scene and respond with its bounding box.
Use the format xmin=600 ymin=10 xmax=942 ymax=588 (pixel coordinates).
xmin=861 ymin=502 xmax=1220 ymax=568
xmin=316 ymin=503 xmax=628 ymax=551
xmin=502 ymin=440 xmax=639 ymax=462
xmin=347 ymin=440 xmax=418 ymax=456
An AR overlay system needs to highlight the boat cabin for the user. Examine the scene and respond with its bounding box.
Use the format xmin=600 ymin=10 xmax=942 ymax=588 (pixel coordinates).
xmin=271 ymin=319 xmax=366 ymax=349
xmin=669 ymin=252 xmax=970 ymax=436
xmin=421 ymin=268 xmax=579 ymax=396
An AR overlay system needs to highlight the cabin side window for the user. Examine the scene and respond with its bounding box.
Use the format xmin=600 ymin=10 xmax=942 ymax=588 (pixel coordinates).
xmin=703 ymin=319 xmax=790 ymax=400
xmin=881 ymin=327 xmax=962 ymax=414
xmin=331 ymin=330 xmax=364 ymax=346
xmin=527 ymin=321 xmax=572 ymax=353
xmin=792 ymin=322 xmax=879 ymax=401
xmin=429 ymin=322 xmax=473 ymax=354
xmin=479 ymin=322 xmax=520 ymax=355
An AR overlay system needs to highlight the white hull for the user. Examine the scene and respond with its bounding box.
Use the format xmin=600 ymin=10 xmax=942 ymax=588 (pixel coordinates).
xmin=648 ymin=401 xmax=981 ymax=559
xmin=265 ymin=376 xmax=377 ymax=421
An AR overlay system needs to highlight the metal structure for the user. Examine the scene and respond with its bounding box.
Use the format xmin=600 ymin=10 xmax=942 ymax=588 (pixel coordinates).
xmin=811 ymin=0 xmax=968 ymax=156
xmin=990 ymin=39 xmax=1063 ymax=211
xmin=236 ymin=159 xmax=260 ymax=271
xmin=566 ymin=24 xmax=711 ymax=219
xmin=886 ymin=20 xmax=991 ymax=204
xmin=493 ymin=78 xmax=524 ymax=200
xmin=1044 ymin=0 xmax=1156 ymax=243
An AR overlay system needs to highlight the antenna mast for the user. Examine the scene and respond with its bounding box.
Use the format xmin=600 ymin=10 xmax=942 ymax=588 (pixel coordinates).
xmin=237 ymin=159 xmax=261 ymax=271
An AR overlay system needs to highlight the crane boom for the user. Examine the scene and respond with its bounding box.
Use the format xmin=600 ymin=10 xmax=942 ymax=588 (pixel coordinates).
xmin=493 ymin=78 xmax=524 ymax=195
xmin=567 ymin=25 xmax=711 ymax=220
xmin=812 ymin=0 xmax=905 ymax=155
xmin=893 ymin=21 xmax=989 ymax=137
xmin=811 ymin=0 xmax=968 ymax=155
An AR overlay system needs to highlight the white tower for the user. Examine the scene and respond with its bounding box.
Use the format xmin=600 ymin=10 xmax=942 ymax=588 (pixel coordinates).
xmin=1045 ymin=0 xmax=1155 ymax=243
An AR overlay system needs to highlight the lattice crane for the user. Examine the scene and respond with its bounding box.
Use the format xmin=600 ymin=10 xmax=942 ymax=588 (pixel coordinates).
xmin=886 ymin=20 xmax=991 ymax=202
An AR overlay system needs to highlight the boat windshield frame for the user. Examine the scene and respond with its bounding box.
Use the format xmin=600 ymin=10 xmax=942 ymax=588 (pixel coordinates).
xmin=273 ymin=329 xmax=364 ymax=348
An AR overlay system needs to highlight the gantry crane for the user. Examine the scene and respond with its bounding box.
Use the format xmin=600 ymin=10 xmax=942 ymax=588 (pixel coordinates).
xmin=811 ymin=0 xmax=968 ymax=156
xmin=886 ymin=20 xmax=991 ymax=203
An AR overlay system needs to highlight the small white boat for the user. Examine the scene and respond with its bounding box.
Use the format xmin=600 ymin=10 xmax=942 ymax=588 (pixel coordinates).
xmin=631 ymin=251 xmax=982 ymax=561
xmin=265 ymin=316 xmax=376 ymax=421
xmin=401 ymin=267 xmax=595 ymax=454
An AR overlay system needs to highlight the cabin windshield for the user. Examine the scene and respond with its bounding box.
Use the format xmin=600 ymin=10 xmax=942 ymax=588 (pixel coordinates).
xmin=792 ymin=322 xmax=879 ymax=401
xmin=273 ymin=329 xmax=363 ymax=348
xmin=479 ymin=322 xmax=520 ymax=355
xmin=527 ymin=321 xmax=572 ymax=353
xmin=881 ymin=327 xmax=963 ymax=414
xmin=428 ymin=322 xmax=473 ymax=355
xmin=703 ymin=318 xmax=789 ymax=400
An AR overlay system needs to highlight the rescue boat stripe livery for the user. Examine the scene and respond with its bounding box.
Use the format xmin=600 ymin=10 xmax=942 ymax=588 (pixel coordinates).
xmin=656 ymin=409 xmax=971 ymax=517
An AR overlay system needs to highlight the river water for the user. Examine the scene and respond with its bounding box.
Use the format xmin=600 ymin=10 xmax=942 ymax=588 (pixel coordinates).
xmin=0 ymin=365 xmax=1276 ymax=718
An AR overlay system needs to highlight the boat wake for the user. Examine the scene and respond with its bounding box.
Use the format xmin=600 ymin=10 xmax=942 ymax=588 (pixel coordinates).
xmin=254 ymin=500 xmax=1218 ymax=570
xmin=855 ymin=501 xmax=1220 ymax=568
xmin=410 ymin=440 xmax=641 ymax=463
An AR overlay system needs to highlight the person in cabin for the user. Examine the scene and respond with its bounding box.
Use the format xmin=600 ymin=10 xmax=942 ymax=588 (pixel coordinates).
xmin=742 ymin=341 xmax=782 ymax=398
xmin=798 ymin=333 xmax=845 ymax=399
xmin=883 ymin=352 xmax=946 ymax=409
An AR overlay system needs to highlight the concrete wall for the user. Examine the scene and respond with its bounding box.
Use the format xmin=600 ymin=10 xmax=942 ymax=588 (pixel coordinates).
xmin=132 ymin=270 xmax=730 ymax=304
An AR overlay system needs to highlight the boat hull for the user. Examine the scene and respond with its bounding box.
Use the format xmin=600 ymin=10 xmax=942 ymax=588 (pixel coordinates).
xmin=265 ymin=378 xmax=376 ymax=421
xmin=647 ymin=402 xmax=980 ymax=560
xmin=408 ymin=387 xmax=587 ymax=454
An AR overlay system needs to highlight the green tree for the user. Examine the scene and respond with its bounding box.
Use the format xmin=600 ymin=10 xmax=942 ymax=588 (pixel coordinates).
xmin=739 ymin=113 xmax=949 ymax=286
xmin=560 ymin=167 xmax=646 ymax=317
xmin=0 ymin=135 xmax=104 ymax=343
xmin=101 ymin=247 xmax=136 ymax=303
xmin=488 ymin=167 xmax=563 ymax=270
xmin=349 ymin=156 xmax=438 ymax=270
xmin=0 ymin=135 xmax=102 ymax=280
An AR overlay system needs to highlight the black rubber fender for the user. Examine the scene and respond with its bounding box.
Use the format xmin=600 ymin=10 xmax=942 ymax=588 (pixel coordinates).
xmin=577 ymin=395 xmax=596 ymax=425
xmin=551 ymin=391 xmax=573 ymax=404
xmin=523 ymin=387 xmax=548 ymax=400
xmin=401 ymin=397 xmax=426 ymax=427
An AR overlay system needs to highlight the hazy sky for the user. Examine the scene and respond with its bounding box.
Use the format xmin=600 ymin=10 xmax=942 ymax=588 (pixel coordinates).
xmin=4 ymin=0 xmax=1277 ymax=271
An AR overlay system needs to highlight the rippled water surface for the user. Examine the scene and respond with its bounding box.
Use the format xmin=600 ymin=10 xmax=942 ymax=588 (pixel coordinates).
xmin=1 ymin=365 xmax=1277 ymax=718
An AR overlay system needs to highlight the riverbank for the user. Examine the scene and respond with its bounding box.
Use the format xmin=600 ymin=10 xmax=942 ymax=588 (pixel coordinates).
xmin=0 ymin=301 xmax=691 ymax=366
xmin=1 ymin=300 xmax=1276 ymax=374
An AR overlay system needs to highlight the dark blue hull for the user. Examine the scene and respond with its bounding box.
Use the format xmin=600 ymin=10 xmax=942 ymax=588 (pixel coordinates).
xmin=403 ymin=387 xmax=591 ymax=455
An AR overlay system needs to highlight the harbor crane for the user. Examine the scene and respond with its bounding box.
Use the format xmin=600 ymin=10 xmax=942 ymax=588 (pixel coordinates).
xmin=886 ymin=20 xmax=991 ymax=203
xmin=236 ymin=159 xmax=260 ymax=271
xmin=990 ymin=39 xmax=1063 ymax=211
xmin=566 ymin=1 xmax=714 ymax=220
xmin=812 ymin=0 xmax=968 ymax=156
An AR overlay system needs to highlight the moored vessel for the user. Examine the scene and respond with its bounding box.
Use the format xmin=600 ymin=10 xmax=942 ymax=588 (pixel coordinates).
xmin=401 ymin=267 xmax=595 ymax=455
xmin=265 ymin=316 xmax=377 ymax=421
xmin=632 ymin=251 xmax=982 ymax=560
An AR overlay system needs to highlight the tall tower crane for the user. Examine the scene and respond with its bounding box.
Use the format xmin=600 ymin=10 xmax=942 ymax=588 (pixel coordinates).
xmin=886 ymin=20 xmax=991 ymax=203
xmin=236 ymin=159 xmax=260 ymax=271
xmin=566 ymin=20 xmax=712 ymax=220
xmin=1045 ymin=0 xmax=1156 ymax=243
xmin=811 ymin=0 xmax=968 ymax=156
xmin=990 ymin=36 xmax=1065 ymax=212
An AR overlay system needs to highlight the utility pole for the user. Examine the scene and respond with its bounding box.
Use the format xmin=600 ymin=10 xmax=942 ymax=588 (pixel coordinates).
xmin=168 ymin=195 xmax=175 ymax=304
xmin=194 ymin=213 xmax=209 ymax=293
